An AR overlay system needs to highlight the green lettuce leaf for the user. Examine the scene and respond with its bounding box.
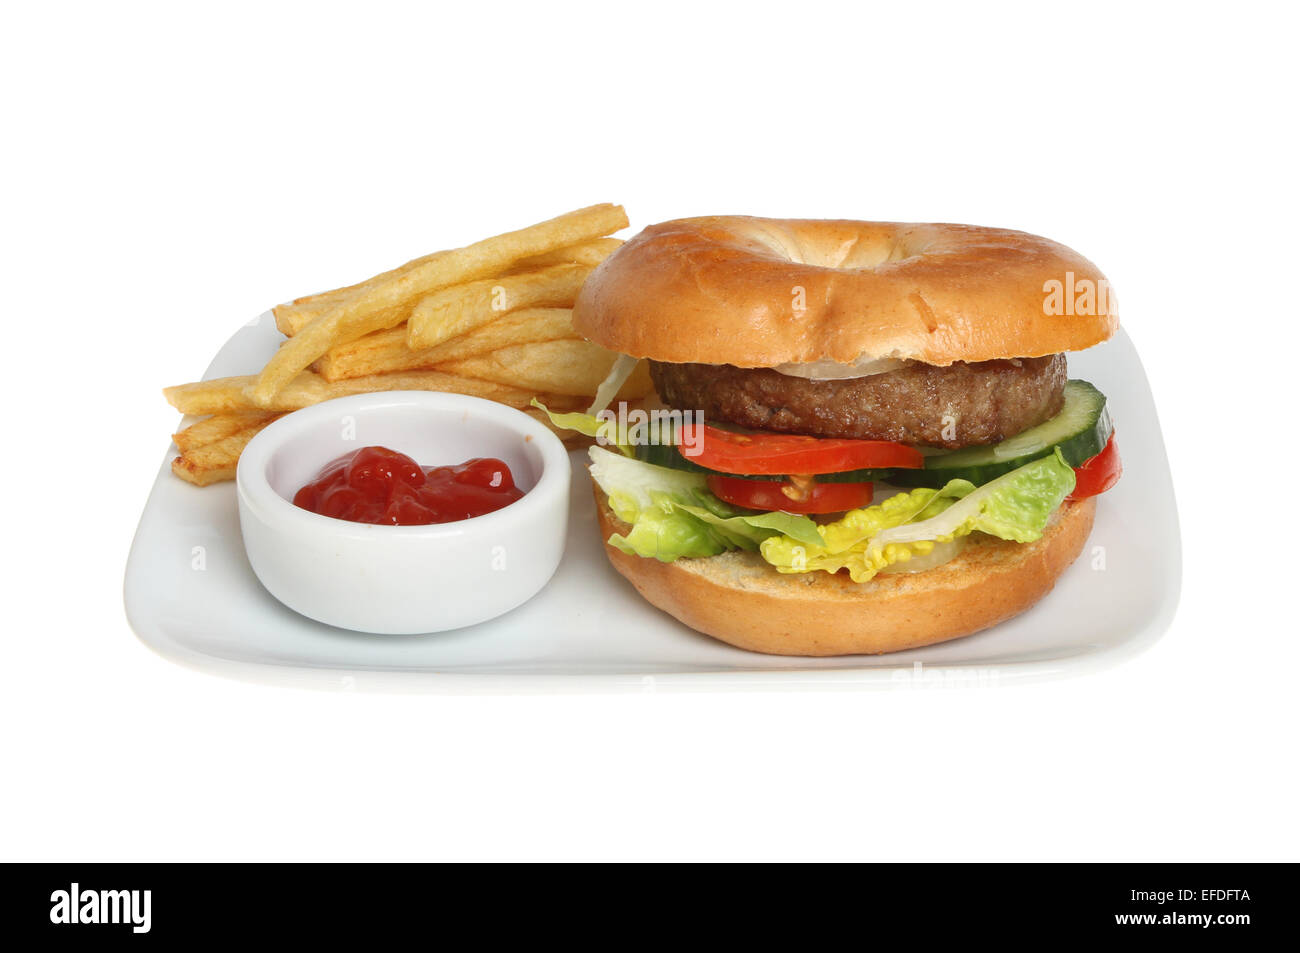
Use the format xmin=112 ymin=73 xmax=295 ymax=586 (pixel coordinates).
xmin=610 ymin=503 xmax=734 ymax=562
xmin=810 ymin=480 xmax=977 ymax=553
xmin=587 ymin=446 xmax=709 ymax=521
xmin=760 ymin=451 xmax=1076 ymax=582
xmin=759 ymin=482 xmax=974 ymax=581
xmin=869 ymin=449 xmax=1076 ymax=549
xmin=530 ymin=399 xmax=634 ymax=456
xmin=674 ymin=500 xmax=825 ymax=549
xmin=586 ymin=448 xmax=820 ymax=561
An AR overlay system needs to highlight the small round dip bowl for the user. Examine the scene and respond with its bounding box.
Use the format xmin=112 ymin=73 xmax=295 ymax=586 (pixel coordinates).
xmin=236 ymin=391 xmax=570 ymax=634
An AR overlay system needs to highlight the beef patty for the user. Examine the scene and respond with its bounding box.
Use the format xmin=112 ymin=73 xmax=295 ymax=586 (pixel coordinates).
xmin=649 ymin=354 xmax=1067 ymax=448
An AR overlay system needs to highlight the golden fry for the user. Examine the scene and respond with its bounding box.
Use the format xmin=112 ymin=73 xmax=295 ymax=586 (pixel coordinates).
xmin=165 ymin=369 xmax=587 ymax=416
xmin=165 ymin=375 xmax=310 ymax=415
xmin=436 ymin=342 xmax=653 ymax=398
xmin=510 ymin=237 xmax=622 ymax=273
xmin=315 ymin=307 xmax=577 ymax=382
xmin=404 ymin=263 xmax=590 ymax=350
xmin=278 ymin=239 xmax=617 ymax=336
xmin=311 ymin=327 xmax=412 ymax=381
xmin=272 ymin=249 xmax=454 ymax=336
xmin=278 ymin=237 xmax=613 ymax=335
xmin=170 ymin=424 xmax=271 ymax=486
xmin=166 ymin=375 xmax=330 ymax=414
xmin=251 ymin=204 xmax=627 ymax=406
xmin=172 ymin=411 xmax=279 ymax=452
xmin=416 ymin=307 xmax=577 ymax=365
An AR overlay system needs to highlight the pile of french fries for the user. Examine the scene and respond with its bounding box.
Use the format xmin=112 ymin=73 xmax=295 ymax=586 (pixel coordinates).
xmin=164 ymin=204 xmax=650 ymax=486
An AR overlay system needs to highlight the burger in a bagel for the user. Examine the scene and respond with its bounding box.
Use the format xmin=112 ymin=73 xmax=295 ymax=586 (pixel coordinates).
xmin=537 ymin=216 xmax=1121 ymax=656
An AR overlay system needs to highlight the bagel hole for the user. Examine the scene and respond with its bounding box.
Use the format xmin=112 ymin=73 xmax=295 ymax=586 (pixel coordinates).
xmin=826 ymin=237 xmax=920 ymax=271
xmin=750 ymin=226 xmax=921 ymax=271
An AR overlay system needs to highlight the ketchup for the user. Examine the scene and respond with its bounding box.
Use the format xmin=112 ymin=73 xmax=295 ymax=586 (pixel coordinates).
xmin=293 ymin=446 xmax=524 ymax=525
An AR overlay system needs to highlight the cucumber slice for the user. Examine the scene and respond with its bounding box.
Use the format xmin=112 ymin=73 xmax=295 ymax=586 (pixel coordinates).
xmin=890 ymin=379 xmax=1112 ymax=487
xmin=632 ymin=441 xmax=721 ymax=475
xmin=812 ymin=467 xmax=902 ymax=484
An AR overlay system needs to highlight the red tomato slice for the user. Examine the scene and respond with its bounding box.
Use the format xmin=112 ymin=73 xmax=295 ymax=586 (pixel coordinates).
xmin=707 ymin=474 xmax=874 ymax=514
xmin=1067 ymin=432 xmax=1122 ymax=501
xmin=680 ymin=424 xmax=923 ymax=475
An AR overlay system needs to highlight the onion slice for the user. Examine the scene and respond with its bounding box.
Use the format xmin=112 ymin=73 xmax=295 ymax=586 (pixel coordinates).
xmin=772 ymin=356 xmax=907 ymax=380
xmin=587 ymin=353 xmax=641 ymax=415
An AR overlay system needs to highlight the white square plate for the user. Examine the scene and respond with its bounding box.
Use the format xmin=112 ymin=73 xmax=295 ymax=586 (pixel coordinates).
xmin=125 ymin=315 xmax=1181 ymax=692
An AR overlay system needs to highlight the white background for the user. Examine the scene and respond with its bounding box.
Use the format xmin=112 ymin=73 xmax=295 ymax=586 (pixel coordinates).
xmin=3 ymin=1 xmax=1296 ymax=861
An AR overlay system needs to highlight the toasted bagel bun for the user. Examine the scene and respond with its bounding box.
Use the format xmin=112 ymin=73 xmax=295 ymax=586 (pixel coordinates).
xmin=574 ymin=217 xmax=1117 ymax=367
xmin=595 ymin=487 xmax=1096 ymax=656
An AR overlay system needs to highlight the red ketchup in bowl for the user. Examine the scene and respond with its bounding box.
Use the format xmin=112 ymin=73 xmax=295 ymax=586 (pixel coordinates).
xmin=293 ymin=446 xmax=524 ymax=525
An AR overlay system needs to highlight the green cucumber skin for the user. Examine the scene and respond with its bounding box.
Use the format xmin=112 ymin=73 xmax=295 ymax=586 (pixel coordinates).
xmin=632 ymin=442 xmax=725 ymax=475
xmin=630 ymin=379 xmax=1111 ymax=489
xmin=889 ymin=380 xmax=1112 ymax=487
xmin=812 ymin=468 xmax=900 ymax=484
xmin=887 ymin=449 xmax=1052 ymax=487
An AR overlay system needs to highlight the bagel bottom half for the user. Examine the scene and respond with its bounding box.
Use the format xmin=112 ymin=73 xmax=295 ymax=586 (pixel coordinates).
xmin=594 ymin=487 xmax=1096 ymax=656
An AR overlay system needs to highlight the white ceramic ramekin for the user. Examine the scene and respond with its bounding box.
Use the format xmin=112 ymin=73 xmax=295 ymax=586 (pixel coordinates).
xmin=235 ymin=391 xmax=570 ymax=634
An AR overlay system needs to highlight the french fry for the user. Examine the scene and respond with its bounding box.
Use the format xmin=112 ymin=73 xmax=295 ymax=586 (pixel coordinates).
xmin=250 ymin=204 xmax=627 ymax=406
xmin=510 ymin=237 xmax=622 ymax=273
xmin=322 ymin=371 xmax=585 ymax=412
xmin=277 ymin=238 xmax=618 ymax=336
xmin=274 ymin=299 xmax=413 ymax=348
xmin=170 ymin=424 xmax=271 ymax=486
xmin=404 ymin=263 xmax=591 ymax=350
xmin=436 ymin=342 xmax=653 ymax=399
xmin=315 ymin=307 xmax=577 ymax=382
xmin=165 ymin=369 xmax=588 ymax=416
xmin=415 ymin=307 xmax=578 ymax=365
xmin=172 ymin=411 xmax=280 ymax=452
xmin=273 ymin=248 xmax=454 ymax=336
xmin=166 ymin=375 xmax=310 ymax=415
xmin=311 ymin=327 xmax=415 ymax=381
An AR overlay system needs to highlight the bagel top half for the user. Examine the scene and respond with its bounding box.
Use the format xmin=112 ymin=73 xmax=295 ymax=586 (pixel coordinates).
xmin=573 ymin=216 xmax=1118 ymax=367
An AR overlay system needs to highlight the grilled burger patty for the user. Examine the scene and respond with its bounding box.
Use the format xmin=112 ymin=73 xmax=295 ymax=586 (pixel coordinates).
xmin=649 ymin=354 xmax=1067 ymax=449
